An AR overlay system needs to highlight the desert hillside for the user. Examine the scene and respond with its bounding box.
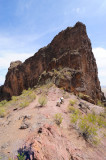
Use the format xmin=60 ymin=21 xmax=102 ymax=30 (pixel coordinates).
xmin=0 ymin=84 xmax=106 ymax=160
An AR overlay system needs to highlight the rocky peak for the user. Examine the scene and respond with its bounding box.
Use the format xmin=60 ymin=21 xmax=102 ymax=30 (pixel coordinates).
xmin=8 ymin=61 xmax=22 ymax=71
xmin=0 ymin=22 xmax=105 ymax=103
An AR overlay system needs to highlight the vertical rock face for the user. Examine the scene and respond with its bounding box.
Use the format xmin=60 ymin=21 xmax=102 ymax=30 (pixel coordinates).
xmin=0 ymin=22 xmax=105 ymax=102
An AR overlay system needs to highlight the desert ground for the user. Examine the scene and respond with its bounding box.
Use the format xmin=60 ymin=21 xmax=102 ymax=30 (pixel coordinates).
xmin=0 ymin=85 xmax=106 ymax=160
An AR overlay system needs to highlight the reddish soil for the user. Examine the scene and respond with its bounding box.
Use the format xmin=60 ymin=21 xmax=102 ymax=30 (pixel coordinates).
xmin=0 ymin=87 xmax=105 ymax=160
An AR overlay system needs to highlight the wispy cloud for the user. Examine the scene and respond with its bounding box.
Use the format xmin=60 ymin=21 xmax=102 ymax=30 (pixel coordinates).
xmin=16 ymin=0 xmax=34 ymax=16
xmin=0 ymin=32 xmax=42 ymax=53
xmin=72 ymin=8 xmax=81 ymax=14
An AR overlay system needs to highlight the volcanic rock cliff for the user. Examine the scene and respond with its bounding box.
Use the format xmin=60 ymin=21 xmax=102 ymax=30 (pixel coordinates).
xmin=0 ymin=22 xmax=105 ymax=102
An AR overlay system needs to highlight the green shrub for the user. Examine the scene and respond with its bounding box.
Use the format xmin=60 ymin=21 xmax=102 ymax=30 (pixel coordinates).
xmin=96 ymin=115 xmax=106 ymax=128
xmin=85 ymin=113 xmax=106 ymax=128
xmin=68 ymin=105 xmax=75 ymax=113
xmin=87 ymin=113 xmax=97 ymax=124
xmin=22 ymin=88 xmax=32 ymax=96
xmin=17 ymin=153 xmax=25 ymax=160
xmin=38 ymin=96 xmax=47 ymax=107
xmin=69 ymin=99 xmax=76 ymax=106
xmin=78 ymin=117 xmax=97 ymax=140
xmin=29 ymin=93 xmax=36 ymax=101
xmin=70 ymin=109 xmax=80 ymax=124
xmin=54 ymin=113 xmax=63 ymax=126
xmin=97 ymin=100 xmax=104 ymax=107
xmin=100 ymin=112 xmax=106 ymax=118
xmin=12 ymin=96 xmax=18 ymax=102
xmin=0 ymin=100 xmax=7 ymax=107
xmin=20 ymin=101 xmax=29 ymax=108
xmin=71 ymin=113 xmax=79 ymax=124
xmin=0 ymin=107 xmax=6 ymax=117
xmin=69 ymin=105 xmax=106 ymax=144
xmin=78 ymin=93 xmax=84 ymax=98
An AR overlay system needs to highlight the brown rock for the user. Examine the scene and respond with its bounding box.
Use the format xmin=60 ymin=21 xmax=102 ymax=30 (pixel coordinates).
xmin=78 ymin=94 xmax=95 ymax=104
xmin=0 ymin=22 xmax=105 ymax=103
xmin=8 ymin=61 xmax=22 ymax=71
xmin=21 ymin=125 xmax=84 ymax=160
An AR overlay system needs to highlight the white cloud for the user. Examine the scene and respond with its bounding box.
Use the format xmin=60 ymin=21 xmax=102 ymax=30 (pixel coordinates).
xmin=93 ymin=47 xmax=106 ymax=86
xmin=0 ymin=33 xmax=41 ymax=52
xmin=0 ymin=52 xmax=34 ymax=85
xmin=0 ymin=52 xmax=33 ymax=69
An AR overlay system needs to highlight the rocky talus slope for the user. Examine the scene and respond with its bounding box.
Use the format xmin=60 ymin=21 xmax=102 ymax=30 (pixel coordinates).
xmin=0 ymin=85 xmax=106 ymax=160
xmin=0 ymin=22 xmax=105 ymax=103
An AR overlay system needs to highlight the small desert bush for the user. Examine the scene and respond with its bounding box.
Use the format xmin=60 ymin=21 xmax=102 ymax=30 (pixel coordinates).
xmin=22 ymin=88 xmax=32 ymax=96
xmin=87 ymin=113 xmax=97 ymax=124
xmin=86 ymin=113 xmax=106 ymax=128
xmin=29 ymin=93 xmax=36 ymax=101
xmin=0 ymin=107 xmax=6 ymax=117
xmin=38 ymin=96 xmax=47 ymax=107
xmin=0 ymin=88 xmax=36 ymax=116
xmin=0 ymin=100 xmax=7 ymax=107
xmin=78 ymin=116 xmax=97 ymax=142
xmin=70 ymin=107 xmax=106 ymax=144
xmin=20 ymin=101 xmax=29 ymax=108
xmin=97 ymin=115 xmax=106 ymax=128
xmin=78 ymin=93 xmax=84 ymax=98
xmin=54 ymin=113 xmax=63 ymax=126
xmin=70 ymin=109 xmax=80 ymax=124
xmin=71 ymin=111 xmax=98 ymax=143
xmin=68 ymin=105 xmax=78 ymax=113
xmin=21 ymin=89 xmax=36 ymax=102
xmin=17 ymin=153 xmax=25 ymax=160
xmin=69 ymin=99 xmax=76 ymax=106
xmin=97 ymin=100 xmax=104 ymax=107
xmin=12 ymin=96 xmax=19 ymax=102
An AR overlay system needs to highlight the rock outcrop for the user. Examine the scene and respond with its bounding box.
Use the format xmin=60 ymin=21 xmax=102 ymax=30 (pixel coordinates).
xmin=8 ymin=61 xmax=22 ymax=71
xmin=0 ymin=22 xmax=105 ymax=102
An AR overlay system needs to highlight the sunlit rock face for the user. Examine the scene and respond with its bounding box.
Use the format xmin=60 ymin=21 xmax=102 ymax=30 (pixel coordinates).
xmin=0 ymin=22 xmax=105 ymax=102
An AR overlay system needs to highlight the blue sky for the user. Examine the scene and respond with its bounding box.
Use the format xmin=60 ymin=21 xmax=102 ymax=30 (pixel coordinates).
xmin=0 ymin=0 xmax=106 ymax=86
